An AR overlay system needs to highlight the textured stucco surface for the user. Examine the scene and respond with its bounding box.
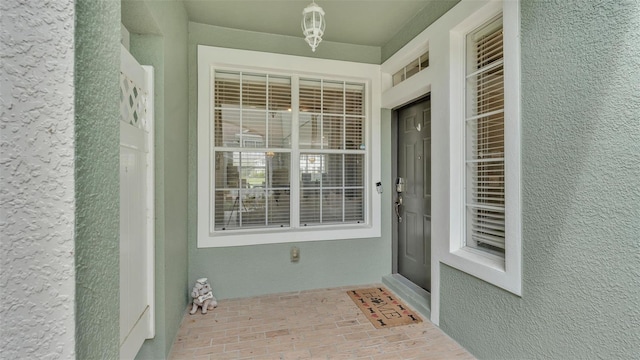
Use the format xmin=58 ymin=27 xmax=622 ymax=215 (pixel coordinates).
xmin=0 ymin=1 xmax=76 ymax=358
xmin=187 ymin=24 xmax=393 ymax=301
xmin=158 ymin=5 xmax=190 ymax=355
xmin=74 ymin=0 xmax=121 ymax=358
xmin=127 ymin=2 xmax=190 ymax=359
xmin=122 ymin=0 xmax=162 ymax=36
xmin=381 ymin=0 xmax=461 ymax=62
xmin=440 ymin=1 xmax=640 ymax=358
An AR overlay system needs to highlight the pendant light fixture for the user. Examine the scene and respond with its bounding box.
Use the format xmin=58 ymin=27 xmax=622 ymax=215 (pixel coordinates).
xmin=301 ymin=1 xmax=325 ymax=52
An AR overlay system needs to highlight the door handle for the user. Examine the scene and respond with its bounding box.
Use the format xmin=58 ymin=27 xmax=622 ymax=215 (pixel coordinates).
xmin=395 ymin=195 xmax=403 ymax=223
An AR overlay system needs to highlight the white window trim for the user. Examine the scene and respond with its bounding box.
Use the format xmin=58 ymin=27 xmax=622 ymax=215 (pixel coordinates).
xmin=197 ymin=46 xmax=381 ymax=247
xmin=446 ymin=0 xmax=522 ymax=295
xmin=381 ymin=0 xmax=521 ymax=324
xmin=382 ymin=0 xmax=505 ymax=325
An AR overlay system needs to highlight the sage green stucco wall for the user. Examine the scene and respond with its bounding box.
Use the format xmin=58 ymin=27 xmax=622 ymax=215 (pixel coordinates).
xmin=187 ymin=23 xmax=392 ymax=299
xmin=439 ymin=1 xmax=640 ymax=358
xmin=125 ymin=1 xmax=190 ymax=359
xmin=380 ymin=0 xmax=460 ymax=62
xmin=74 ymin=0 xmax=121 ymax=358
xmin=152 ymin=4 xmax=190 ymax=357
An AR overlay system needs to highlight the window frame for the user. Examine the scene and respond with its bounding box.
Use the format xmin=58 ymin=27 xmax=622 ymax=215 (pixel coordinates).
xmin=446 ymin=0 xmax=522 ymax=295
xmin=197 ymin=46 xmax=381 ymax=248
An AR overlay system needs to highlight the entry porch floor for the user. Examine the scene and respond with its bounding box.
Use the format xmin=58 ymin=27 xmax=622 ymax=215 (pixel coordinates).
xmin=169 ymin=284 xmax=474 ymax=360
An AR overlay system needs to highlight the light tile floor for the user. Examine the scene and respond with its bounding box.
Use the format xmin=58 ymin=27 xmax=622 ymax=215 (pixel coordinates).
xmin=170 ymin=284 xmax=475 ymax=360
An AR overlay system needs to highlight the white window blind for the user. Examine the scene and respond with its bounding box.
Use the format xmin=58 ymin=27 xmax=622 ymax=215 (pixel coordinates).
xmin=213 ymin=71 xmax=292 ymax=230
xmin=465 ymin=15 xmax=505 ymax=253
xmin=299 ymin=79 xmax=365 ymax=226
xmin=212 ymin=70 xmax=366 ymax=231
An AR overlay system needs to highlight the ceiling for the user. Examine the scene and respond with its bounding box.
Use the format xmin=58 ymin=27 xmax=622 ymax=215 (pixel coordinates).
xmin=181 ymin=0 xmax=434 ymax=47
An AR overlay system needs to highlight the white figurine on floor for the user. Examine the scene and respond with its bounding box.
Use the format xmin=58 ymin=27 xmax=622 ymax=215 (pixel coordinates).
xmin=189 ymin=278 xmax=218 ymax=315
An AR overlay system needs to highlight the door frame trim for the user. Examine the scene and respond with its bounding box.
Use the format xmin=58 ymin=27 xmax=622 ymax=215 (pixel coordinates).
xmin=381 ymin=0 xmax=498 ymax=328
xmin=391 ymin=109 xmax=399 ymax=274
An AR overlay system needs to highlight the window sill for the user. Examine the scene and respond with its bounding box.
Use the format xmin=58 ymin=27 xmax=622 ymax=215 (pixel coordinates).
xmin=452 ymin=247 xmax=505 ymax=272
xmin=441 ymin=245 xmax=521 ymax=296
xmin=197 ymin=223 xmax=380 ymax=248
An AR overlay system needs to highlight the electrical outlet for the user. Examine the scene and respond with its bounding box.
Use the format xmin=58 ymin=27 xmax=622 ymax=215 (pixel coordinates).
xmin=290 ymin=246 xmax=300 ymax=262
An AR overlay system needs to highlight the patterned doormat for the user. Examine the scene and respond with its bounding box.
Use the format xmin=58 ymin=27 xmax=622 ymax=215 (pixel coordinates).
xmin=347 ymin=287 xmax=422 ymax=329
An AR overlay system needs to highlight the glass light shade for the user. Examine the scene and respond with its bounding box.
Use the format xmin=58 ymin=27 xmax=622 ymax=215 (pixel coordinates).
xmin=301 ymin=2 xmax=325 ymax=52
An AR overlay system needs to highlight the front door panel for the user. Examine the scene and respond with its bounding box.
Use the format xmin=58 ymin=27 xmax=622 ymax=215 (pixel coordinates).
xmin=397 ymin=98 xmax=431 ymax=291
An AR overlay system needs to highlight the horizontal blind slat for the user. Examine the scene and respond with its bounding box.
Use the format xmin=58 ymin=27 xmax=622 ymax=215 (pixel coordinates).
xmin=466 ymin=202 xmax=504 ymax=212
xmin=465 ymin=109 xmax=504 ymax=122
xmin=466 ymin=59 xmax=504 ymax=79
xmin=471 ymin=233 xmax=505 ymax=249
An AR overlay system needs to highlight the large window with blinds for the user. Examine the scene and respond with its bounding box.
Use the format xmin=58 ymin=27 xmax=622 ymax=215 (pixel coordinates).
xmin=298 ymin=79 xmax=365 ymax=226
xmin=446 ymin=0 xmax=521 ymax=295
xmin=197 ymin=45 xmax=381 ymax=247
xmin=213 ymin=72 xmax=293 ymax=230
xmin=213 ymin=72 xmax=366 ymax=231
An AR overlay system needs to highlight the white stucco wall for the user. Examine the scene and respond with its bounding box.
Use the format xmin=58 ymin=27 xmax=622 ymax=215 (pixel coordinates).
xmin=0 ymin=1 xmax=76 ymax=358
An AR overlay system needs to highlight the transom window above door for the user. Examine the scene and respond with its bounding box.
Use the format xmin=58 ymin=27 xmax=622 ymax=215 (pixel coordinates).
xmin=197 ymin=46 xmax=381 ymax=247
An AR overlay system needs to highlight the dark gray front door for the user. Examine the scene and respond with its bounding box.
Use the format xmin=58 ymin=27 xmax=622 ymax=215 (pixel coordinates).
xmin=397 ymin=98 xmax=431 ymax=291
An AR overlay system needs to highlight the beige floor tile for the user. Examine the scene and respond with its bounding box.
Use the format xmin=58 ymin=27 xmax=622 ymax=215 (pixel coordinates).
xmin=192 ymin=345 xmax=225 ymax=356
xmin=384 ymin=333 xmax=410 ymax=343
xmin=372 ymin=352 xmax=404 ymax=360
xmin=266 ymin=342 xmax=296 ymax=354
xmin=327 ymin=352 xmax=359 ymax=360
xmin=355 ymin=346 xmax=383 ymax=357
xmin=169 ymin=348 xmax=195 ymax=359
xmin=265 ymin=329 xmax=290 ymax=338
xmin=281 ymin=349 xmax=312 ymax=359
xmin=217 ymin=335 xmax=240 ymax=345
xmin=356 ymin=337 xmax=387 ymax=348
xmin=224 ymin=340 xmax=255 ymax=352
xmin=184 ymin=338 xmax=213 ymax=349
xmin=238 ymin=332 xmax=265 ymax=342
xmin=377 ymin=341 xmax=408 ymax=354
xmin=252 ymin=354 xmax=284 ymax=360
xmin=211 ymin=350 xmax=240 ymax=359
xmin=169 ymin=285 xmax=474 ymax=360
xmin=238 ymin=347 xmax=267 ymax=358
xmin=309 ymin=344 xmax=338 ymax=357
xmin=343 ymin=332 xmax=369 ymax=341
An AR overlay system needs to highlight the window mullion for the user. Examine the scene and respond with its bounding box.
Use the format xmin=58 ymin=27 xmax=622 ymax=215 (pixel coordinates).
xmin=209 ymin=68 xmax=216 ymax=233
xmin=239 ymin=72 xmax=244 ymax=147
xmin=265 ymin=75 xmax=269 ymax=227
xmin=319 ymin=80 xmax=324 ymax=223
xmin=342 ymin=82 xmax=346 ymax=222
xmin=290 ymin=76 xmax=301 ymax=228
xmin=239 ymin=72 xmax=244 ymax=227
xmin=266 ymin=75 xmax=270 ymax=148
